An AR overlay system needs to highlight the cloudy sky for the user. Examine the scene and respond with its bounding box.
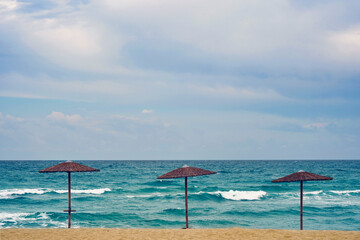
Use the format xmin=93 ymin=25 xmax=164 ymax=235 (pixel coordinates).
xmin=0 ymin=0 xmax=359 ymax=160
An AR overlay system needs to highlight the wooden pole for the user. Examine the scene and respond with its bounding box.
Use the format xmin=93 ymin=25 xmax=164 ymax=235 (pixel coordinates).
xmin=68 ymin=172 xmax=71 ymax=229
xmin=300 ymin=180 xmax=303 ymax=230
xmin=185 ymin=177 xmax=189 ymax=229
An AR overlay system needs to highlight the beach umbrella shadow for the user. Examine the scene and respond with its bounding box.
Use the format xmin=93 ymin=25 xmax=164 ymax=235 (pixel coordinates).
xmin=157 ymin=165 xmax=216 ymax=229
xmin=272 ymin=170 xmax=332 ymax=230
xmin=39 ymin=161 xmax=100 ymax=228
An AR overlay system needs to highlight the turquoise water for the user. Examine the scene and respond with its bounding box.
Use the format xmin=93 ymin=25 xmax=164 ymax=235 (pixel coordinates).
xmin=0 ymin=160 xmax=359 ymax=230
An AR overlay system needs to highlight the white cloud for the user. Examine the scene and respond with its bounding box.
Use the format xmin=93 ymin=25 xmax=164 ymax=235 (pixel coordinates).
xmin=5 ymin=114 xmax=24 ymax=122
xmin=0 ymin=0 xmax=19 ymax=13
xmin=46 ymin=112 xmax=83 ymax=125
xmin=303 ymin=122 xmax=330 ymax=130
xmin=328 ymin=25 xmax=360 ymax=66
xmin=142 ymin=109 xmax=153 ymax=114
xmin=0 ymin=112 xmax=24 ymax=122
xmin=30 ymin=22 xmax=101 ymax=58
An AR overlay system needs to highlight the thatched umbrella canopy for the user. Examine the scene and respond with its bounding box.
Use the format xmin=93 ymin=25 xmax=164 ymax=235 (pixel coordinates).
xmin=157 ymin=165 xmax=216 ymax=229
xmin=272 ymin=170 xmax=332 ymax=230
xmin=39 ymin=161 xmax=100 ymax=228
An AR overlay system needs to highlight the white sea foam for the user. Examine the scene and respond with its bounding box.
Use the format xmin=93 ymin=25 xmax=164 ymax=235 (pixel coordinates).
xmin=330 ymin=190 xmax=360 ymax=194
xmin=0 ymin=188 xmax=111 ymax=199
xmin=213 ymin=190 xmax=267 ymax=201
xmin=0 ymin=212 xmax=66 ymax=229
xmin=128 ymin=190 xmax=267 ymax=200
xmin=304 ymin=190 xmax=323 ymax=195
xmin=54 ymin=188 xmax=111 ymax=195
xmin=0 ymin=212 xmax=31 ymax=223
xmin=38 ymin=212 xmax=50 ymax=220
xmin=0 ymin=189 xmax=49 ymax=199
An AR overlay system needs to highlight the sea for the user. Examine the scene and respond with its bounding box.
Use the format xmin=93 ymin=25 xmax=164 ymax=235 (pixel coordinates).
xmin=0 ymin=160 xmax=359 ymax=230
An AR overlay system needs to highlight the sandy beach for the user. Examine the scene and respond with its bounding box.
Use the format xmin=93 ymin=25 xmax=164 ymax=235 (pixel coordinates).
xmin=1 ymin=228 xmax=359 ymax=240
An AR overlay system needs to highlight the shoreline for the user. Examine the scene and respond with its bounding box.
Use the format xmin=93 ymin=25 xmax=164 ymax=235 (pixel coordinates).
xmin=2 ymin=228 xmax=360 ymax=240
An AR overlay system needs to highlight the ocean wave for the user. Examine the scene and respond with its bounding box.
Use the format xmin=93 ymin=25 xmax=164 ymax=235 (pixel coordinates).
xmin=73 ymin=212 xmax=143 ymax=222
xmin=270 ymin=190 xmax=360 ymax=205
xmin=210 ymin=190 xmax=267 ymax=201
xmin=267 ymin=191 xmax=324 ymax=200
xmin=137 ymin=187 xmax=170 ymax=193
xmin=125 ymin=190 xmax=267 ymax=201
xmin=223 ymin=208 xmax=298 ymax=217
xmin=260 ymin=185 xmax=293 ymax=192
xmin=0 ymin=189 xmax=49 ymax=199
xmin=0 ymin=212 xmax=32 ymax=222
xmin=0 ymin=212 xmax=67 ymax=229
xmin=54 ymin=188 xmax=111 ymax=195
xmin=0 ymin=188 xmax=111 ymax=199
xmin=330 ymin=190 xmax=360 ymax=195
xmin=304 ymin=190 xmax=323 ymax=195
xmin=278 ymin=189 xmax=360 ymax=197
xmin=160 ymin=208 xmax=184 ymax=216
xmin=125 ymin=192 xmax=177 ymax=199
xmin=142 ymin=180 xmax=181 ymax=187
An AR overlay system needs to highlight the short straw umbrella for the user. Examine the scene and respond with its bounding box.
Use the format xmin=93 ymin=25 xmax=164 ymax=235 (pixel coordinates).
xmin=157 ymin=165 xmax=216 ymax=229
xmin=272 ymin=170 xmax=332 ymax=230
xmin=39 ymin=161 xmax=100 ymax=228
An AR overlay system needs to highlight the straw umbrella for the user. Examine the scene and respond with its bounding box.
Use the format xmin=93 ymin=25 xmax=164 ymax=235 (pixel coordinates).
xmin=39 ymin=161 xmax=100 ymax=228
xmin=157 ymin=165 xmax=216 ymax=229
xmin=272 ymin=170 xmax=332 ymax=230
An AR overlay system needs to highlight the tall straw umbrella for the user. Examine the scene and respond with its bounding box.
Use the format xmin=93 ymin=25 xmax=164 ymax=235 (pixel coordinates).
xmin=272 ymin=170 xmax=332 ymax=230
xmin=157 ymin=165 xmax=216 ymax=229
xmin=39 ymin=161 xmax=100 ymax=228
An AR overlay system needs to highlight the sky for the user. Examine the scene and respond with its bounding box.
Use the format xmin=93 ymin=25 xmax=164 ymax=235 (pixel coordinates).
xmin=0 ymin=0 xmax=360 ymax=160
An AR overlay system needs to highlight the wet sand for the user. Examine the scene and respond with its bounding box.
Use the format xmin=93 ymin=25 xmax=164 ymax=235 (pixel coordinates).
xmin=1 ymin=228 xmax=360 ymax=240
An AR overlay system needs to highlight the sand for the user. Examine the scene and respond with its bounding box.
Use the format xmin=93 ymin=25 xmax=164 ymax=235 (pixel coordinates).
xmin=1 ymin=228 xmax=360 ymax=240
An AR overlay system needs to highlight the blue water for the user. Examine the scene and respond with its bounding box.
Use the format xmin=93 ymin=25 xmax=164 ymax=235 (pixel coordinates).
xmin=0 ymin=160 xmax=359 ymax=230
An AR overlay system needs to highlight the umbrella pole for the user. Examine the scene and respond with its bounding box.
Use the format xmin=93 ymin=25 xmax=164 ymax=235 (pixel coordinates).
xmin=300 ymin=180 xmax=303 ymax=230
xmin=185 ymin=177 xmax=189 ymax=229
xmin=68 ymin=172 xmax=71 ymax=229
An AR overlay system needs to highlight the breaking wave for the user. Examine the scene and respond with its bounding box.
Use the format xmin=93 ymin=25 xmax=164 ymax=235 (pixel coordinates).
xmin=0 ymin=212 xmax=67 ymax=228
xmin=125 ymin=190 xmax=267 ymax=201
xmin=211 ymin=190 xmax=267 ymax=201
xmin=330 ymin=190 xmax=360 ymax=195
xmin=0 ymin=189 xmax=49 ymax=199
xmin=54 ymin=188 xmax=111 ymax=195
xmin=304 ymin=190 xmax=323 ymax=195
xmin=0 ymin=188 xmax=111 ymax=199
